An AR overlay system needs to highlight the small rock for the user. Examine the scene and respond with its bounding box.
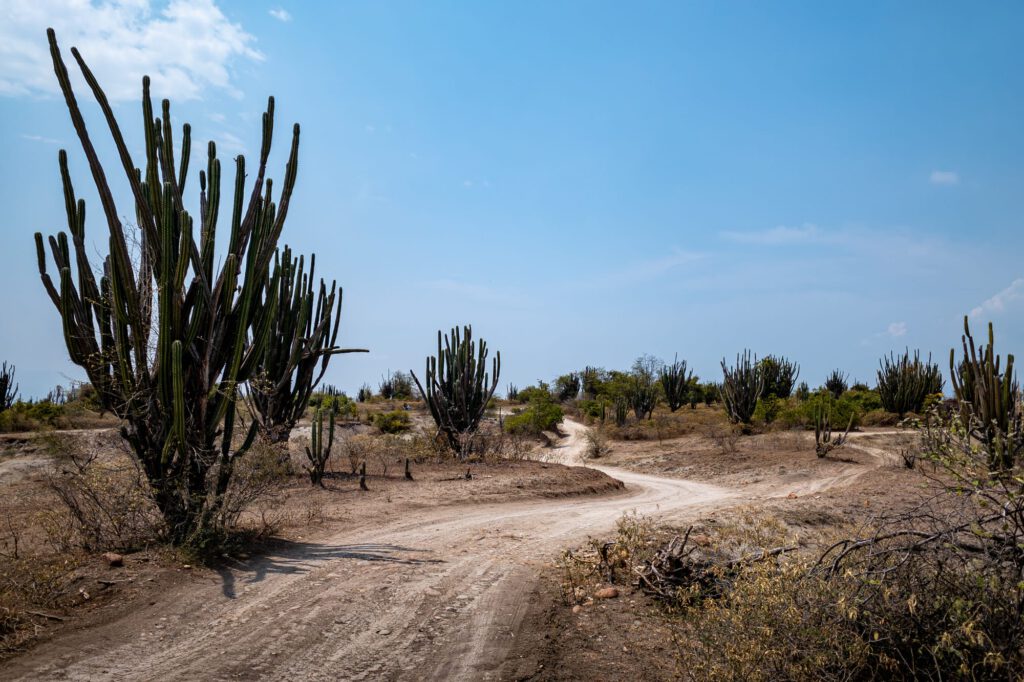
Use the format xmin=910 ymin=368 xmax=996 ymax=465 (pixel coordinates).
xmin=690 ymin=534 xmax=713 ymax=547
xmin=571 ymin=605 xmax=582 ymax=614
xmin=377 ymin=628 xmax=392 ymax=635
xmin=102 ymin=552 xmax=124 ymax=567
xmin=593 ymin=587 xmax=619 ymax=600
xmin=787 ymin=492 xmax=798 ymax=499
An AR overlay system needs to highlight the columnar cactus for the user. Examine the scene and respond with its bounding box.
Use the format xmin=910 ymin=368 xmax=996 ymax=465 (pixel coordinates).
xmin=246 ymin=246 xmax=366 ymax=444
xmin=33 ymin=29 xmax=305 ymax=542
xmin=0 ymin=362 xmax=17 ymax=412
xmin=876 ymin=350 xmax=943 ymax=417
xmin=824 ymin=370 xmax=848 ymax=399
xmin=759 ymin=355 xmax=800 ymax=399
xmin=659 ymin=354 xmax=692 ymax=412
xmin=950 ymin=317 xmax=1022 ymax=470
xmin=720 ymin=350 xmax=764 ymax=427
xmin=304 ymin=404 xmax=337 ymax=486
xmin=411 ymin=325 xmax=500 ymax=457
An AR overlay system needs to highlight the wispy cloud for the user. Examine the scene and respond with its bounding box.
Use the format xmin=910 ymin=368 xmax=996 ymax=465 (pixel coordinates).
xmin=721 ymin=223 xmax=821 ymax=245
xmin=0 ymin=0 xmax=262 ymax=102
xmin=887 ymin=321 xmax=907 ymax=337
xmin=21 ymin=133 xmax=61 ymax=144
xmin=929 ymin=170 xmax=959 ymax=186
xmin=971 ymin=278 xmax=1024 ymax=318
xmin=268 ymin=7 xmax=292 ymax=22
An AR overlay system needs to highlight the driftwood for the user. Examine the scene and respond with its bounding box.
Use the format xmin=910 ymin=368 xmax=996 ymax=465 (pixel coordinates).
xmin=635 ymin=526 xmax=796 ymax=601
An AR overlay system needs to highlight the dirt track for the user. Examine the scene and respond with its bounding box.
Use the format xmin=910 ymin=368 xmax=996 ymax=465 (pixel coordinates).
xmin=2 ymin=421 xmax=884 ymax=681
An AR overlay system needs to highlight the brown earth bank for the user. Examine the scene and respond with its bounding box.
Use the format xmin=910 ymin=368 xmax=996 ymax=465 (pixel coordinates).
xmin=0 ymin=416 xmax=921 ymax=680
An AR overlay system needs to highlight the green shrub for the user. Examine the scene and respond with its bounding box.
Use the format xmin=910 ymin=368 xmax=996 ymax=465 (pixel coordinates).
xmin=0 ymin=400 xmax=69 ymax=432
xmin=504 ymin=400 xmax=564 ymax=435
xmin=516 ymin=383 xmax=552 ymax=404
xmin=778 ymin=391 xmax=862 ymax=430
xmin=373 ymin=410 xmax=411 ymax=434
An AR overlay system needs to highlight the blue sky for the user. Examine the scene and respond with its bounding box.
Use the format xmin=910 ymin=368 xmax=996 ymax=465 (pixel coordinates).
xmin=1 ymin=0 xmax=1023 ymax=398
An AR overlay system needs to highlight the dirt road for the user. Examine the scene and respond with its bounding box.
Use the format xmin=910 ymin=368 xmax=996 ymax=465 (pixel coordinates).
xmin=2 ymin=421 xmax=881 ymax=681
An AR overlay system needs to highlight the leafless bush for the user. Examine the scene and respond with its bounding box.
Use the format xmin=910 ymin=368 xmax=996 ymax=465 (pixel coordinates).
xmin=703 ymin=421 xmax=741 ymax=454
xmin=214 ymin=441 xmax=291 ymax=531
xmin=44 ymin=434 xmax=163 ymax=552
xmin=583 ymin=429 xmax=610 ymax=458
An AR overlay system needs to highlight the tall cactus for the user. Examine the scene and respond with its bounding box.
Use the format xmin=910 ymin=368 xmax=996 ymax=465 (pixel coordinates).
xmin=720 ymin=350 xmax=764 ymax=427
xmin=245 ymin=245 xmax=366 ymax=443
xmin=0 ymin=362 xmax=17 ymax=412
xmin=33 ymin=29 xmax=304 ymax=542
xmin=759 ymin=355 xmax=800 ymax=399
xmin=877 ymin=350 xmax=943 ymax=417
xmin=950 ymin=317 xmax=1022 ymax=470
xmin=659 ymin=354 xmax=692 ymax=412
xmin=411 ymin=325 xmax=500 ymax=457
xmin=304 ymin=403 xmax=337 ymax=486
xmin=824 ymin=369 xmax=848 ymax=399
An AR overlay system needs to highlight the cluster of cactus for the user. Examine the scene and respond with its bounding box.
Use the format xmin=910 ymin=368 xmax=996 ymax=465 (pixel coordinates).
xmin=411 ymin=325 xmax=500 ymax=457
xmin=0 ymin=362 xmax=17 ymax=412
xmin=814 ymin=396 xmax=852 ymax=458
xmin=759 ymin=355 xmax=800 ymax=399
xmin=950 ymin=317 xmax=1023 ymax=470
xmin=628 ymin=381 xmax=659 ymax=421
xmin=720 ymin=350 xmax=765 ymax=427
xmin=581 ymin=366 xmax=602 ymax=399
xmin=555 ymin=372 xmax=582 ymax=402
xmin=613 ymin=396 xmax=629 ymax=426
xmin=357 ymin=384 xmax=373 ymax=402
xmin=824 ymin=370 xmax=848 ymax=399
xmin=795 ymin=381 xmax=810 ymax=401
xmin=659 ymin=354 xmax=693 ymax=412
xmin=246 ymin=246 xmax=366 ymax=443
xmin=378 ymin=370 xmax=413 ymax=400
xmin=876 ymin=350 xmax=944 ymax=417
xmin=304 ymin=403 xmax=337 ymax=486
xmin=45 ymin=385 xmax=68 ymax=406
xmin=33 ymin=30 xmax=308 ymax=542
xmin=507 ymin=384 xmax=519 ymax=401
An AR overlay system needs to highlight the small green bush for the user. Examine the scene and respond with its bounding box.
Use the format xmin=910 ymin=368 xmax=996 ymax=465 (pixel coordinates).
xmin=373 ymin=410 xmax=411 ymax=434
xmin=504 ymin=400 xmax=564 ymax=436
xmin=777 ymin=391 xmax=862 ymax=430
xmin=0 ymin=400 xmax=69 ymax=432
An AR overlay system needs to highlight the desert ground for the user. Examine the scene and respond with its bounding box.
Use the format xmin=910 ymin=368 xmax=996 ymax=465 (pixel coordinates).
xmin=0 ymin=412 xmax=918 ymax=681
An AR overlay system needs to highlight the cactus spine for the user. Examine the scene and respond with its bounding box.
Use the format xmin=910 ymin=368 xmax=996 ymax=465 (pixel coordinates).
xmin=33 ymin=29 xmax=307 ymax=542
xmin=950 ymin=317 xmax=1022 ymax=470
xmin=411 ymin=325 xmax=500 ymax=458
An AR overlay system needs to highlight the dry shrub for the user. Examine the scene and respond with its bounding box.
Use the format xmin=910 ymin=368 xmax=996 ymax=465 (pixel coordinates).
xmin=583 ymin=429 xmax=610 ymax=459
xmin=558 ymin=512 xmax=657 ymax=605
xmin=216 ymin=441 xmax=291 ymax=531
xmin=703 ymin=421 xmax=742 ymax=454
xmin=672 ymin=418 xmax=1024 ymax=680
xmin=43 ymin=433 xmax=163 ymax=552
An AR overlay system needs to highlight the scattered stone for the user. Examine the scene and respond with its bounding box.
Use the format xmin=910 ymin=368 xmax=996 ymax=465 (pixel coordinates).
xmin=571 ymin=605 xmax=582 ymax=614
xmin=377 ymin=628 xmax=392 ymax=635
xmin=593 ymin=587 xmax=619 ymax=600
xmin=787 ymin=492 xmax=798 ymax=499
xmin=102 ymin=552 xmax=124 ymax=567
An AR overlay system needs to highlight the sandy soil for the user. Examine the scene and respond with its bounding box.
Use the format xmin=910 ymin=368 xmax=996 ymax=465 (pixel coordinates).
xmin=1 ymin=420 xmax=900 ymax=681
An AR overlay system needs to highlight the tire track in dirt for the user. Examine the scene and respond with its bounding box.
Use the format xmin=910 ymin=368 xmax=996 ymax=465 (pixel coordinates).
xmin=2 ymin=421 xmax=886 ymax=681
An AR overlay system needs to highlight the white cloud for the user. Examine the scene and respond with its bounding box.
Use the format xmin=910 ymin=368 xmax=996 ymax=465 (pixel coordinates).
xmin=971 ymin=278 xmax=1024 ymax=318
xmin=721 ymin=223 xmax=821 ymax=245
xmin=208 ymin=112 xmax=226 ymax=123
xmin=268 ymin=7 xmax=291 ymax=22
xmin=887 ymin=321 xmax=907 ymax=337
xmin=929 ymin=170 xmax=959 ymax=186
xmin=0 ymin=0 xmax=262 ymax=102
xmin=21 ymin=133 xmax=61 ymax=144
